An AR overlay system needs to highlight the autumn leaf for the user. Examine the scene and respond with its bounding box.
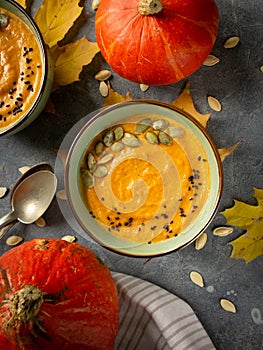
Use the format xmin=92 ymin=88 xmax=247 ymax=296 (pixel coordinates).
xmin=15 ymin=0 xmax=26 ymax=9
xmin=218 ymin=141 xmax=240 ymax=162
xmin=50 ymin=37 xmax=100 ymax=90
xmin=172 ymin=83 xmax=211 ymax=128
xmin=34 ymin=0 xmax=83 ymax=48
xmin=104 ymin=83 xmax=132 ymax=106
xmin=221 ymin=187 xmax=263 ymax=263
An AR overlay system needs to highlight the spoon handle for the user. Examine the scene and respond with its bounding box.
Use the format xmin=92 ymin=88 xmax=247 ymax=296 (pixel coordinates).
xmin=0 ymin=221 xmax=17 ymax=241
xmin=0 ymin=210 xmax=18 ymax=230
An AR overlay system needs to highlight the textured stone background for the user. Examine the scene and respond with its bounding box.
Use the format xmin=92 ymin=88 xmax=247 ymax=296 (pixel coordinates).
xmin=0 ymin=1 xmax=262 ymax=349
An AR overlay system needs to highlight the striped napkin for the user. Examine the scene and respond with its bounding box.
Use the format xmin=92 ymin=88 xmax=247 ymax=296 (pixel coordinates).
xmin=111 ymin=272 xmax=215 ymax=350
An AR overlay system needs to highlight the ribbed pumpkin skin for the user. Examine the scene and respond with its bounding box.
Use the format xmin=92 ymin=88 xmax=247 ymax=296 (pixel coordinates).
xmin=0 ymin=239 xmax=119 ymax=350
xmin=96 ymin=0 xmax=219 ymax=85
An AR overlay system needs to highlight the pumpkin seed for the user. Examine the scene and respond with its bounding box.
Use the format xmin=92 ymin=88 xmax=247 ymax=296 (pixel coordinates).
xmin=208 ymin=96 xmax=222 ymax=111
xmin=167 ymin=126 xmax=184 ymax=138
xmin=6 ymin=235 xmax=23 ymax=246
xmin=224 ymin=36 xmax=240 ymax=49
xmin=95 ymin=69 xmax=111 ymax=81
xmin=81 ymin=169 xmax=94 ymax=188
xmin=251 ymin=308 xmax=263 ymax=325
xmin=152 ymin=119 xmax=168 ymax=131
xmin=99 ymin=81 xmax=109 ymax=97
xmin=220 ymin=298 xmax=237 ymax=313
xmin=145 ymin=131 xmax=159 ymax=144
xmin=19 ymin=166 xmax=31 ymax=174
xmin=111 ymin=142 xmax=124 ymax=152
xmin=103 ymin=130 xmax=114 ymax=147
xmin=203 ymin=55 xmax=220 ymax=66
xmin=92 ymin=0 xmax=101 ymax=10
xmin=158 ymin=131 xmax=172 ymax=145
xmin=62 ymin=235 xmax=76 ymax=242
xmin=57 ymin=189 xmax=67 ymax=200
xmin=140 ymin=84 xmax=149 ymax=92
xmin=97 ymin=153 xmax=114 ymax=164
xmin=35 ymin=217 xmax=46 ymax=228
xmin=114 ymin=126 xmax=124 ymax=141
xmin=0 ymin=13 xmax=9 ymax=27
xmin=135 ymin=118 xmax=152 ymax=134
xmin=93 ymin=165 xmax=108 ymax=178
xmin=190 ymin=271 xmax=204 ymax=287
xmin=260 ymin=65 xmax=263 ymax=73
xmin=0 ymin=187 xmax=7 ymax=198
xmin=95 ymin=141 xmax=104 ymax=155
xmin=86 ymin=153 xmax=96 ymax=172
xmin=213 ymin=226 xmax=233 ymax=237
xmin=195 ymin=232 xmax=207 ymax=250
xmin=122 ymin=133 xmax=140 ymax=147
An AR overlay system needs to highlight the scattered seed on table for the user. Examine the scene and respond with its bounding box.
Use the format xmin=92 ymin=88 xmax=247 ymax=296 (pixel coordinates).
xmin=190 ymin=271 xmax=204 ymax=287
xmin=6 ymin=235 xmax=23 ymax=246
xmin=195 ymin=232 xmax=207 ymax=250
xmin=224 ymin=36 xmax=240 ymax=49
xmin=92 ymin=0 xmax=101 ymax=10
xmin=95 ymin=69 xmax=111 ymax=81
xmin=99 ymin=81 xmax=109 ymax=97
xmin=0 ymin=187 xmax=7 ymax=198
xmin=35 ymin=217 xmax=46 ymax=228
xmin=140 ymin=84 xmax=149 ymax=92
xmin=57 ymin=189 xmax=67 ymax=200
xmin=19 ymin=165 xmax=31 ymax=174
xmin=203 ymin=55 xmax=220 ymax=66
xmin=62 ymin=235 xmax=76 ymax=242
xmin=213 ymin=226 xmax=233 ymax=237
xmin=208 ymin=96 xmax=222 ymax=111
xmin=220 ymin=298 xmax=237 ymax=313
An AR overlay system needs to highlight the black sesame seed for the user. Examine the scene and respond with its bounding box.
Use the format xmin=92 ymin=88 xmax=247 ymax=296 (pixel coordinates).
xmin=26 ymin=58 xmax=32 ymax=64
xmin=198 ymin=156 xmax=201 ymax=161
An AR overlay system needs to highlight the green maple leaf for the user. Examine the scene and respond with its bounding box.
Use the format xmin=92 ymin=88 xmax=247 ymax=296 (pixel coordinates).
xmin=221 ymin=187 xmax=263 ymax=263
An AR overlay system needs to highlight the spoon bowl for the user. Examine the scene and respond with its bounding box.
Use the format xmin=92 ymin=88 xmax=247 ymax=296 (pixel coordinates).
xmin=0 ymin=169 xmax=57 ymax=238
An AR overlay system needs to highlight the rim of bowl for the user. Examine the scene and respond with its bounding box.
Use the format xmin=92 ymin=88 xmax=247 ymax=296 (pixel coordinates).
xmin=65 ymin=100 xmax=223 ymax=257
xmin=0 ymin=0 xmax=49 ymax=136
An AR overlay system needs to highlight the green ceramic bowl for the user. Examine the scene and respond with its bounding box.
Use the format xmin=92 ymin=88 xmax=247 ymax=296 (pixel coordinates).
xmin=65 ymin=101 xmax=223 ymax=257
xmin=0 ymin=0 xmax=53 ymax=136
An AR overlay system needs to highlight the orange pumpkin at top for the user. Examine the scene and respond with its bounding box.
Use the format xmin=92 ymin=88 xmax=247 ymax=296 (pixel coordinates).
xmin=95 ymin=0 xmax=219 ymax=86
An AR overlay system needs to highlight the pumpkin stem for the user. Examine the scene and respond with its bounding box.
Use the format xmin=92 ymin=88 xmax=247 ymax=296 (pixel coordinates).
xmin=7 ymin=285 xmax=43 ymax=327
xmin=138 ymin=0 xmax=163 ymax=15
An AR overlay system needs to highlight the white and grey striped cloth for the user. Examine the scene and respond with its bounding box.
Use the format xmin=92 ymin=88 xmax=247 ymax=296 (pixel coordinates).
xmin=111 ymin=272 xmax=215 ymax=350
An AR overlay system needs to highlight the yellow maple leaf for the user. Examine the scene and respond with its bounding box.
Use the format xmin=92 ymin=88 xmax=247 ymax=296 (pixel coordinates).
xmin=104 ymin=83 xmax=132 ymax=106
xmin=221 ymin=187 xmax=263 ymax=263
xmin=15 ymin=0 xmax=26 ymax=9
xmin=34 ymin=0 xmax=83 ymax=48
xmin=50 ymin=37 xmax=100 ymax=90
xmin=172 ymin=83 xmax=211 ymax=128
xmin=218 ymin=142 xmax=240 ymax=162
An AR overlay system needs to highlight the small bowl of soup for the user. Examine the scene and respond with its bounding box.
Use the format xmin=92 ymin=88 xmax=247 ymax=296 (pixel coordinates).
xmin=0 ymin=0 xmax=53 ymax=136
xmin=65 ymin=101 xmax=223 ymax=257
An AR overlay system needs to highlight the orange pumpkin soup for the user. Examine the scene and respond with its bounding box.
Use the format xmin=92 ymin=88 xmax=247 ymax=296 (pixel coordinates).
xmin=0 ymin=8 xmax=43 ymax=130
xmin=80 ymin=114 xmax=210 ymax=244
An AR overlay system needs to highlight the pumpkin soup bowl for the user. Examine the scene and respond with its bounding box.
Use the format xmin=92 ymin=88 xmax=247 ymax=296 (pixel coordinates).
xmin=0 ymin=0 xmax=53 ymax=137
xmin=65 ymin=101 xmax=223 ymax=257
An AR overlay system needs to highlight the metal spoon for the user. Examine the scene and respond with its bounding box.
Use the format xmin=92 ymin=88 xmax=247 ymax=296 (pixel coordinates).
xmin=0 ymin=163 xmax=54 ymax=237
xmin=0 ymin=169 xmax=57 ymax=240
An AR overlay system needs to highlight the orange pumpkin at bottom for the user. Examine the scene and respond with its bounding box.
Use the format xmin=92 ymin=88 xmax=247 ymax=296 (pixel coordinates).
xmin=96 ymin=0 xmax=219 ymax=86
xmin=0 ymin=238 xmax=119 ymax=350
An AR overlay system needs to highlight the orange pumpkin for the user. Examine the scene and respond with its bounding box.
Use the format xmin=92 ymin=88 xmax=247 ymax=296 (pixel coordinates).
xmin=96 ymin=0 xmax=219 ymax=86
xmin=0 ymin=239 xmax=119 ymax=350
